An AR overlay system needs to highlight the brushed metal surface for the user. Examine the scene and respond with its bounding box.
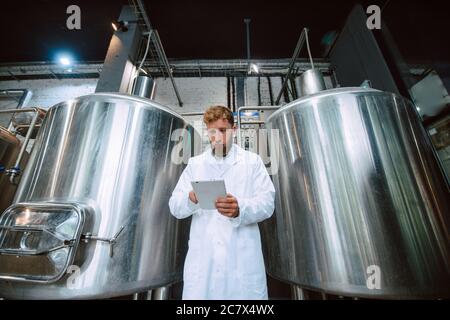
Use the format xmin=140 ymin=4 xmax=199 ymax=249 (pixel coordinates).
xmin=261 ymin=87 xmax=450 ymax=298
xmin=0 ymin=93 xmax=198 ymax=299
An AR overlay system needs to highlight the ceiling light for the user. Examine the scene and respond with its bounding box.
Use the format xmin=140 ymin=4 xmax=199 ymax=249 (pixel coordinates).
xmin=59 ymin=56 xmax=71 ymax=66
xmin=111 ymin=20 xmax=129 ymax=32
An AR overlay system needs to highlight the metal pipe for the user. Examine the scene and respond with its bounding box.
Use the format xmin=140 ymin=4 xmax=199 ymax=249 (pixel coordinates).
xmin=0 ymin=108 xmax=41 ymax=118
xmin=304 ymin=29 xmax=315 ymax=69
xmin=0 ymin=108 xmax=41 ymax=183
xmin=244 ymin=18 xmax=251 ymax=72
xmin=11 ymin=112 xmax=39 ymax=183
xmin=0 ymin=89 xmax=33 ymax=131
xmin=227 ymin=76 xmax=231 ymax=108
xmin=257 ymin=76 xmax=262 ymax=106
xmin=280 ymin=76 xmax=290 ymax=103
xmin=181 ymin=112 xmax=204 ymax=117
xmin=132 ymin=290 xmax=152 ymax=300
xmin=153 ymin=30 xmax=183 ymax=107
xmin=267 ymin=77 xmax=274 ymax=106
xmin=0 ymin=60 xmax=331 ymax=79
xmin=152 ymin=286 xmax=170 ymax=300
xmin=136 ymin=30 xmax=153 ymax=76
xmin=145 ymin=290 xmax=152 ymax=300
xmin=132 ymin=75 xmax=156 ymax=99
xmin=244 ymin=19 xmax=251 ymax=61
xmin=291 ymin=285 xmax=306 ymax=300
xmin=231 ymin=76 xmax=236 ymax=111
xmin=133 ymin=1 xmax=182 ymax=106
xmin=289 ymin=77 xmax=298 ymax=100
xmin=143 ymin=58 xmax=330 ymax=69
xmin=14 ymin=124 xmax=41 ymax=131
xmin=240 ymin=120 xmax=265 ymax=125
xmin=275 ymin=28 xmax=307 ymax=105
xmin=0 ymin=90 xmax=32 ymax=107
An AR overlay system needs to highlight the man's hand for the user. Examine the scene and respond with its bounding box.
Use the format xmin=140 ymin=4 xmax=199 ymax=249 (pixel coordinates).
xmin=215 ymin=193 xmax=240 ymax=218
xmin=189 ymin=191 xmax=198 ymax=204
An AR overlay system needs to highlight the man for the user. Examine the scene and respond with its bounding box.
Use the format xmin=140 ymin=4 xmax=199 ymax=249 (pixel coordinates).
xmin=169 ymin=105 xmax=275 ymax=300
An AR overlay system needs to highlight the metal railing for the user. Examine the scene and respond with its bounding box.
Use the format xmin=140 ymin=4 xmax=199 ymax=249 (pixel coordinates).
xmin=0 ymin=108 xmax=43 ymax=183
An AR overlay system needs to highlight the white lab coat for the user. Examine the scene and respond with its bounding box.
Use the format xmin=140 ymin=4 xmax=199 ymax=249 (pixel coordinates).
xmin=169 ymin=144 xmax=275 ymax=300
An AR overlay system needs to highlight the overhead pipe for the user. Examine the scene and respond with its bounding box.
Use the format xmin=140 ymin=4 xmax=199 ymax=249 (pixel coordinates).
xmin=267 ymin=77 xmax=274 ymax=106
xmin=180 ymin=112 xmax=205 ymax=117
xmin=280 ymin=76 xmax=290 ymax=103
xmin=289 ymin=77 xmax=299 ymax=100
xmin=0 ymin=89 xmax=33 ymax=131
xmin=0 ymin=90 xmax=32 ymax=109
xmin=257 ymin=76 xmax=262 ymax=106
xmin=231 ymin=76 xmax=236 ymax=112
xmin=227 ymin=76 xmax=231 ymax=108
xmin=275 ymin=29 xmax=307 ymax=104
xmin=152 ymin=30 xmax=183 ymax=107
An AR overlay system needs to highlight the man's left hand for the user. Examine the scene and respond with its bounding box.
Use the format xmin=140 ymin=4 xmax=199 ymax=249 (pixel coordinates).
xmin=215 ymin=193 xmax=240 ymax=218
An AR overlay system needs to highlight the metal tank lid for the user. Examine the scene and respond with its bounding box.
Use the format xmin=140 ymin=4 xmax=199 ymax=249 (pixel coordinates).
xmin=266 ymin=87 xmax=383 ymax=123
xmin=49 ymin=92 xmax=187 ymax=122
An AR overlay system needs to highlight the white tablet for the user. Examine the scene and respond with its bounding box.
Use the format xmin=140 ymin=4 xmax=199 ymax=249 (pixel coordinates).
xmin=191 ymin=180 xmax=227 ymax=210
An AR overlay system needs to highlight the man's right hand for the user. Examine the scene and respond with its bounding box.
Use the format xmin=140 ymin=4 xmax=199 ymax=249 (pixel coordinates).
xmin=189 ymin=190 xmax=198 ymax=204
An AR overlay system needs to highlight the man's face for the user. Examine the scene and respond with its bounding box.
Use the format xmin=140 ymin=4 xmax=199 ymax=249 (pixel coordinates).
xmin=206 ymin=118 xmax=235 ymax=157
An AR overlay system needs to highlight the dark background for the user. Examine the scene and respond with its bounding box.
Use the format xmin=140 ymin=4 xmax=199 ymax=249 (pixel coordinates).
xmin=0 ymin=0 xmax=449 ymax=65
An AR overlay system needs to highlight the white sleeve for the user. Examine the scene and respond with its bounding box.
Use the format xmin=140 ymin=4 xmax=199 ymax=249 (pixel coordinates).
xmin=169 ymin=160 xmax=199 ymax=219
xmin=231 ymin=156 xmax=275 ymax=227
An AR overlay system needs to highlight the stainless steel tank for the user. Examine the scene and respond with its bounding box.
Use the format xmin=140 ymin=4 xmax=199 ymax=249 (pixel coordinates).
xmin=0 ymin=127 xmax=28 ymax=213
xmin=261 ymin=87 xmax=450 ymax=298
xmin=0 ymin=93 xmax=199 ymax=299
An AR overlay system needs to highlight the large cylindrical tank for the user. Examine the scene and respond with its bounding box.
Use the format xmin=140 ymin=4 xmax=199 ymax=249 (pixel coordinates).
xmin=261 ymin=87 xmax=450 ymax=298
xmin=0 ymin=93 xmax=199 ymax=299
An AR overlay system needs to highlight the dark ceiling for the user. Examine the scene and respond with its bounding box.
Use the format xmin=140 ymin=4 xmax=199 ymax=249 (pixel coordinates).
xmin=0 ymin=0 xmax=449 ymax=65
